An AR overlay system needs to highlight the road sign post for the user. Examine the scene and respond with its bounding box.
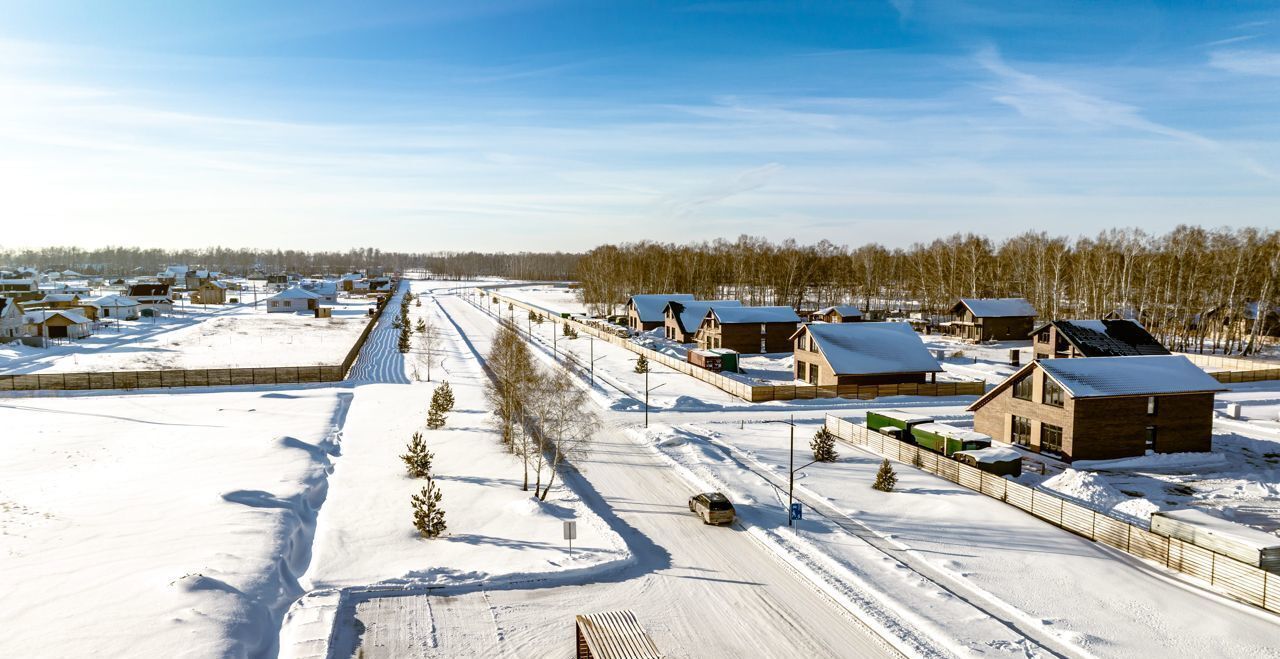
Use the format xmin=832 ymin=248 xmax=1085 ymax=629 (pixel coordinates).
xmin=563 ymin=520 xmax=578 ymax=558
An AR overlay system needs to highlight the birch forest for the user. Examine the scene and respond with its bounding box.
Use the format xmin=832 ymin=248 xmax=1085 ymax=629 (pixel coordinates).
xmin=574 ymin=227 xmax=1280 ymax=355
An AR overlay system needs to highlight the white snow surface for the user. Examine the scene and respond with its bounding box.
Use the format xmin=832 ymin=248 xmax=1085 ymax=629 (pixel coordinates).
xmin=1038 ymin=355 xmax=1227 ymax=398
xmin=956 ymin=297 xmax=1038 ymax=318
xmin=804 ymin=322 xmax=944 ymax=375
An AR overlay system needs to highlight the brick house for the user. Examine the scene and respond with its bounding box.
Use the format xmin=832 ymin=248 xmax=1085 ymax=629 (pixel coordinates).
xmin=662 ymin=300 xmax=741 ymax=343
xmin=695 ymin=306 xmax=801 ymax=354
xmin=1031 ymin=319 xmax=1169 ymax=360
xmin=791 ymin=322 xmax=943 ymax=385
xmin=947 ymin=298 xmax=1037 ymax=342
xmin=625 ymin=294 xmax=694 ymax=333
xmin=809 ymin=305 xmax=863 ymax=323
xmin=969 ymin=355 xmax=1225 ymax=462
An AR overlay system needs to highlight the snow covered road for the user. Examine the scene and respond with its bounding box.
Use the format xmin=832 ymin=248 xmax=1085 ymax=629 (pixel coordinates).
xmin=337 ymin=288 xmax=906 ymax=658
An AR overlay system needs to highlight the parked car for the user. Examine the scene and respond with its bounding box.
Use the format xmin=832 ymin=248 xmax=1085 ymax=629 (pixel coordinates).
xmin=688 ymin=492 xmax=735 ymax=525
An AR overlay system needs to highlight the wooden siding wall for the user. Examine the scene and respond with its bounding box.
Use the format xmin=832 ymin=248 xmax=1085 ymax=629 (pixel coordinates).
xmin=0 ymin=280 xmax=398 ymax=393
xmin=824 ymin=415 xmax=1280 ymax=616
xmin=477 ymin=289 xmax=985 ymax=403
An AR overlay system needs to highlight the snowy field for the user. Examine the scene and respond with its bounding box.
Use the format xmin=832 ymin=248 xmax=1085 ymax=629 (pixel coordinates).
xmin=491 ymin=282 xmax=589 ymax=316
xmin=0 ymin=296 xmax=376 ymax=374
xmin=0 ymin=387 xmax=350 ymax=658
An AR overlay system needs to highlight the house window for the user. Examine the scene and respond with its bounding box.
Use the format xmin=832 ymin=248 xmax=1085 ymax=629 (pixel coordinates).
xmin=808 ymin=337 xmax=815 ymax=352
xmin=760 ymin=337 xmax=767 ymax=353
xmin=1146 ymin=426 xmax=1157 ymax=451
xmin=808 ymin=363 xmax=819 ymax=384
xmin=270 ymin=301 xmax=278 ymax=308
xmin=1013 ymin=375 xmax=1032 ymax=401
xmin=1147 ymin=396 xmax=1158 ymax=416
xmin=796 ymin=359 xmax=806 ymax=379
xmin=1042 ymin=377 xmax=1064 ymax=407
xmin=1040 ymin=423 xmax=1063 ymax=455
xmin=1011 ymin=415 xmax=1032 ymax=447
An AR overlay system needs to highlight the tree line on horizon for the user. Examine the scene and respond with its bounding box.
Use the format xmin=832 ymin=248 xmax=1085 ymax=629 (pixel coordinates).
xmin=574 ymin=226 xmax=1280 ymax=356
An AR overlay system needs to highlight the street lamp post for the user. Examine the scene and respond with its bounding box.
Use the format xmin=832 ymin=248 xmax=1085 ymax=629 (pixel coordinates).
xmin=644 ymin=367 xmax=666 ymax=428
xmin=763 ymin=414 xmax=819 ymax=528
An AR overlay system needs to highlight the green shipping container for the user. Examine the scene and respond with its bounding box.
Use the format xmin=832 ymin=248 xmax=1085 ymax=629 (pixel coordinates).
xmin=909 ymin=422 xmax=992 ymax=457
xmin=866 ymin=409 xmax=934 ymax=436
xmin=708 ymin=348 xmax=739 ymax=373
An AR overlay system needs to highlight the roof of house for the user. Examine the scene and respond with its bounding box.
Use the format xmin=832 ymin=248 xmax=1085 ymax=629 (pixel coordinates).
xmin=127 ymin=283 xmax=170 ymax=297
xmin=1034 ymin=319 xmax=1170 ymax=357
xmin=0 ymin=297 xmax=12 ymax=315
xmin=798 ymin=322 xmax=944 ymax=375
xmin=665 ymin=300 xmax=742 ymax=333
xmin=201 ymin=280 xmax=228 ymax=289
xmin=89 ymin=295 xmax=140 ymax=307
xmin=816 ymin=305 xmax=862 ymax=317
xmin=970 ymin=355 xmax=1224 ymax=410
xmin=24 ymin=309 xmax=92 ymax=325
xmin=304 ymin=281 xmax=337 ymax=295
xmin=710 ymin=306 xmax=801 ymax=325
xmin=269 ymin=286 xmax=321 ymax=300
xmin=628 ymin=294 xmax=695 ymax=323
xmin=40 ymin=293 xmax=79 ymax=303
xmin=953 ymin=297 xmax=1037 ymax=318
xmin=0 ymin=278 xmax=36 ymax=286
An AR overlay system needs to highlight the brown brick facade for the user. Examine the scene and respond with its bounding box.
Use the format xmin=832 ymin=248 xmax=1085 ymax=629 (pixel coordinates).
xmin=699 ymin=319 xmax=795 ymax=353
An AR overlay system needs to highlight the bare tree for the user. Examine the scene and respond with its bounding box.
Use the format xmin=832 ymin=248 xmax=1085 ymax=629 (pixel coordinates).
xmin=416 ymin=309 xmax=445 ymax=382
xmin=535 ymin=368 xmax=598 ymax=501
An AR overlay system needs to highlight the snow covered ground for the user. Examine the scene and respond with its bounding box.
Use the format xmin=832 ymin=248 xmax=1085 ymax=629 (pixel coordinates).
xmin=493 ymin=282 xmax=589 ymax=316
xmin=0 ymin=296 xmax=376 ymax=374
xmin=0 ymin=386 xmax=349 ymax=658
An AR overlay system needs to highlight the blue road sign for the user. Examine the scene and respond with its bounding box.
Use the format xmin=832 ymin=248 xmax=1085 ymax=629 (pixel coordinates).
xmin=790 ymin=503 xmax=803 ymax=520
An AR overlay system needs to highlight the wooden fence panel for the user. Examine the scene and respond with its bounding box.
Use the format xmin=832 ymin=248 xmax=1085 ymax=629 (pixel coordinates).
xmin=1060 ymin=502 xmax=1095 ymax=539
xmin=88 ymin=373 xmax=114 ymax=390
xmin=135 ymin=371 xmax=162 ymax=388
xmin=1094 ymin=516 xmax=1130 ymax=551
xmin=1266 ymin=574 xmax=1280 ymax=613
xmin=1214 ymin=558 xmax=1268 ymax=605
xmin=208 ymin=369 xmax=232 ymax=387
xmin=1031 ymin=492 xmax=1063 ymax=525
xmin=229 ymin=369 xmax=255 ymax=386
xmin=62 ymin=373 xmax=90 ymax=390
xmin=160 ymin=370 xmax=185 ymax=387
xmin=958 ymin=463 xmax=983 ymax=491
xmin=935 ymin=459 xmax=959 ymax=484
xmin=1005 ymin=482 xmax=1034 ymax=513
xmin=1129 ymin=528 xmax=1169 ymax=564
xmin=980 ymin=472 xmax=1007 ymax=500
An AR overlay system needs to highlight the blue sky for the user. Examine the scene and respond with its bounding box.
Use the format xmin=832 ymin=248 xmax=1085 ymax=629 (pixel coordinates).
xmin=0 ymin=1 xmax=1276 ymax=252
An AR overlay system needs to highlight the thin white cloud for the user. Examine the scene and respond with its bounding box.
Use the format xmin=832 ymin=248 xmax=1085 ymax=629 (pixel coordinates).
xmin=1208 ymin=49 xmax=1280 ymax=77
xmin=659 ymin=163 xmax=785 ymax=217
xmin=976 ymin=45 xmax=1278 ymax=181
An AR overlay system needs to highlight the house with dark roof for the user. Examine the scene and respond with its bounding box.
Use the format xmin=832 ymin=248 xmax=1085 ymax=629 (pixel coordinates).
xmin=810 ymin=305 xmax=863 ymax=323
xmin=791 ymin=322 xmax=944 ymax=385
xmin=126 ymin=282 xmax=174 ymax=317
xmin=947 ymin=298 xmax=1037 ymax=342
xmin=625 ymin=294 xmax=694 ymax=333
xmin=1031 ymin=319 xmax=1169 ymax=360
xmin=695 ymin=306 xmax=802 ymax=353
xmin=661 ymin=300 xmax=742 ymax=343
xmin=969 ymin=355 xmax=1225 ymax=461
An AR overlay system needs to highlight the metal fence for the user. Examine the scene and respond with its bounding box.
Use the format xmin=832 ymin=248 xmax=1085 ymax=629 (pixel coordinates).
xmin=0 ymin=281 xmax=398 ymax=393
xmin=478 ymin=289 xmax=985 ymax=403
xmin=823 ymin=415 xmax=1280 ymax=615
xmin=1179 ymin=352 xmax=1280 ymax=383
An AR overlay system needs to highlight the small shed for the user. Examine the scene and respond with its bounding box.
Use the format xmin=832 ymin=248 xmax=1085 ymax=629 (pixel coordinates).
xmin=192 ymin=280 xmax=228 ymax=305
xmin=687 ymin=348 xmax=722 ymax=372
xmin=1150 ymin=509 xmax=1280 ymax=572
xmin=23 ymin=310 xmax=93 ymax=339
xmin=707 ymin=348 xmax=739 ymax=373
xmin=574 ymin=611 xmax=663 ymax=659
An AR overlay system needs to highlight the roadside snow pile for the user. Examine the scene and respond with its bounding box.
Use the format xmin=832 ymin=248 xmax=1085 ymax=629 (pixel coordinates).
xmin=1040 ymin=469 xmax=1159 ymax=521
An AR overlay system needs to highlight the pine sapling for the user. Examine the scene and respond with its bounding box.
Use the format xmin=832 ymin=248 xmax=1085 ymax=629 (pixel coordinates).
xmin=811 ymin=427 xmax=838 ymax=462
xmin=634 ymin=354 xmax=649 ymax=374
xmin=400 ymin=431 xmax=433 ymax=478
xmin=872 ymin=459 xmax=897 ymax=492
xmin=411 ymin=476 xmax=447 ymax=538
xmin=416 ymin=319 xmax=427 ymax=334
xmin=398 ymin=323 xmax=412 ymax=353
xmin=435 ymin=380 xmax=455 ymax=412
xmin=427 ymin=388 xmax=448 ymax=429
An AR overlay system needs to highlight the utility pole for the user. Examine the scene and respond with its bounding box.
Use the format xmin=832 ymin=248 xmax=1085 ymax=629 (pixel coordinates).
xmin=644 ymin=368 xmax=666 ymax=428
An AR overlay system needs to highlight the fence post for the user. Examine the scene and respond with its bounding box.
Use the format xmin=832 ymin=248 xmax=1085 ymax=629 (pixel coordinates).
xmin=1211 ymin=551 xmax=1217 ymax=586
xmin=1126 ymin=523 xmax=1132 ymax=552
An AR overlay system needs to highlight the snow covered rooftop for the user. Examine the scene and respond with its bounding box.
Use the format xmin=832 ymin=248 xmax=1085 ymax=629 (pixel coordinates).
xmin=913 ymin=423 xmax=992 ymax=443
xmin=872 ymin=409 xmax=935 ymax=424
xmin=816 ymin=305 xmax=862 ymax=317
xmin=1038 ymin=355 xmax=1226 ymax=398
xmin=40 ymin=294 xmax=79 ymax=302
xmin=955 ymin=297 xmax=1037 ymax=318
xmin=23 ymin=309 xmax=92 ymax=325
xmin=804 ymin=322 xmax=943 ymax=375
xmin=628 ymin=294 xmax=694 ymax=322
xmin=89 ymin=295 xmax=139 ymax=307
xmin=711 ymin=306 xmax=801 ymax=324
xmin=666 ymin=300 xmax=741 ymax=332
xmin=1154 ymin=509 xmax=1280 ymax=550
xmin=269 ymin=286 xmax=322 ymax=300
xmin=954 ymin=446 xmax=1022 ymax=463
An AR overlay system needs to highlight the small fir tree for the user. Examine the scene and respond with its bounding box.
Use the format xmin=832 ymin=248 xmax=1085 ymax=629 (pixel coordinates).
xmin=415 ymin=298 xmax=421 ymax=307
xmin=416 ymin=318 xmax=427 ymax=334
xmin=562 ymin=322 xmax=573 ymax=338
xmin=435 ymin=380 xmax=455 ymax=412
xmin=398 ymin=322 xmax=412 ymax=353
xmin=872 ymin=459 xmax=897 ymax=492
xmin=426 ymin=403 xmax=446 ymax=429
xmin=528 ymin=309 xmax=538 ymax=323
xmin=634 ymin=354 xmax=649 ymax=373
xmin=400 ymin=431 xmax=433 ymax=478
xmin=411 ymin=477 xmax=447 ymax=538
xmin=811 ymin=427 xmax=838 ymax=462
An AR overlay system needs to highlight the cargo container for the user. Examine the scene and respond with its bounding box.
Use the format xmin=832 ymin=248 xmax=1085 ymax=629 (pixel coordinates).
xmin=708 ymin=348 xmax=739 ymax=373
xmin=1150 ymin=509 xmax=1280 ymax=572
xmin=687 ymin=349 xmax=723 ymax=372
xmin=910 ymin=422 xmax=992 ymax=456
xmin=865 ymin=409 xmax=934 ymax=441
xmin=953 ymin=446 xmax=1022 ymax=476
